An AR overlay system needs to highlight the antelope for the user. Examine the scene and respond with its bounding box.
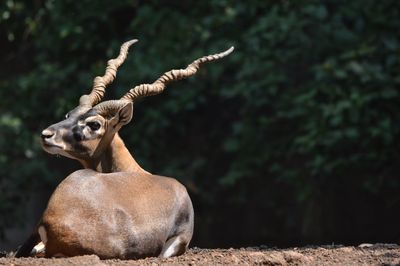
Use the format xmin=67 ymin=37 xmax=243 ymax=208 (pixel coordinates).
xmin=15 ymin=39 xmax=234 ymax=259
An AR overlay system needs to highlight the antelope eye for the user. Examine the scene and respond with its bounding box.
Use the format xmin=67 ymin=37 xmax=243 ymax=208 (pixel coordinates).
xmin=87 ymin=121 xmax=101 ymax=131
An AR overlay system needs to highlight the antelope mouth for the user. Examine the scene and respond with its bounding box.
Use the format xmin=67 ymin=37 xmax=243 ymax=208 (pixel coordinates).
xmin=41 ymin=140 xmax=66 ymax=154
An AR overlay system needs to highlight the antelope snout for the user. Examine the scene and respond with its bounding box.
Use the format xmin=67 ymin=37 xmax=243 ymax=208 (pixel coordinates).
xmin=41 ymin=129 xmax=55 ymax=139
xmin=40 ymin=127 xmax=67 ymax=153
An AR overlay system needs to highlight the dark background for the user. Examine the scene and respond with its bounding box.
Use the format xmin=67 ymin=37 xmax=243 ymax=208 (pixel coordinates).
xmin=0 ymin=0 xmax=399 ymax=250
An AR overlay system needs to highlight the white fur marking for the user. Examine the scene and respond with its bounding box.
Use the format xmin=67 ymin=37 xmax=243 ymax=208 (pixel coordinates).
xmin=38 ymin=226 xmax=48 ymax=244
xmin=162 ymin=237 xmax=181 ymax=258
xmin=32 ymin=242 xmax=45 ymax=254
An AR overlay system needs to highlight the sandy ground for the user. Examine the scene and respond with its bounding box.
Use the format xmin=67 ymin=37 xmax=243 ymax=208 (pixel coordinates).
xmin=1 ymin=244 xmax=399 ymax=265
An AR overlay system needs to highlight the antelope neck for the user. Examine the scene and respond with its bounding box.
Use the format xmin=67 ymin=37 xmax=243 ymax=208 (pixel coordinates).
xmin=80 ymin=133 xmax=149 ymax=174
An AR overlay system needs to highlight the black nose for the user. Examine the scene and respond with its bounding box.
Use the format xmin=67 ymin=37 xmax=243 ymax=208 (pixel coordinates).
xmin=41 ymin=129 xmax=54 ymax=139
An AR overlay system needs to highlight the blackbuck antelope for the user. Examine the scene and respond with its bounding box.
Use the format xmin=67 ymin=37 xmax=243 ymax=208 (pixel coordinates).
xmin=15 ymin=40 xmax=234 ymax=259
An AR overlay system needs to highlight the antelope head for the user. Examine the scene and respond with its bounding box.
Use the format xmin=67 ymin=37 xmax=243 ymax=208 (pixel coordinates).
xmin=40 ymin=39 xmax=234 ymax=167
xmin=40 ymin=40 xmax=138 ymax=162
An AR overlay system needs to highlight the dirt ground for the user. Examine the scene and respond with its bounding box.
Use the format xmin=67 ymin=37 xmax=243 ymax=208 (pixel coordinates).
xmin=1 ymin=244 xmax=399 ymax=265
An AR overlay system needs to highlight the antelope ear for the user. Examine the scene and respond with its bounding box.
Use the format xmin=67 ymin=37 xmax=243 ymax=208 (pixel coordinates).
xmin=111 ymin=102 xmax=133 ymax=126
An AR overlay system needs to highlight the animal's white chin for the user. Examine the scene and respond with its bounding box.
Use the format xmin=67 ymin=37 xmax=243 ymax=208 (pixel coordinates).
xmin=41 ymin=141 xmax=66 ymax=155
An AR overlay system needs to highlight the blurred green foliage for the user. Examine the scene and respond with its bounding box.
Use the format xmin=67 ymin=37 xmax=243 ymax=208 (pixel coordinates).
xmin=0 ymin=0 xmax=399 ymax=246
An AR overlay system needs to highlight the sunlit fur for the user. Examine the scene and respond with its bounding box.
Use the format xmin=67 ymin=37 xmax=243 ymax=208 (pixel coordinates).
xmin=27 ymin=101 xmax=195 ymax=259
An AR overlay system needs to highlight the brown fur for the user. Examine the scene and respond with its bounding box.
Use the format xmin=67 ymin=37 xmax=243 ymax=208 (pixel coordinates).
xmin=28 ymin=102 xmax=194 ymax=259
xmin=43 ymin=170 xmax=193 ymax=259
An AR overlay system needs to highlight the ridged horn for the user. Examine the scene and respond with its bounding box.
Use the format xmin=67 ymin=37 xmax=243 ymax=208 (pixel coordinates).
xmin=120 ymin=46 xmax=234 ymax=102
xmin=94 ymin=100 xmax=130 ymax=117
xmin=94 ymin=46 xmax=234 ymax=117
xmin=79 ymin=39 xmax=138 ymax=107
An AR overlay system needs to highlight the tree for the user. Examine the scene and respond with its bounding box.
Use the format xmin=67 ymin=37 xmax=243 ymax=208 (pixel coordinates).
xmin=0 ymin=0 xmax=399 ymax=247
